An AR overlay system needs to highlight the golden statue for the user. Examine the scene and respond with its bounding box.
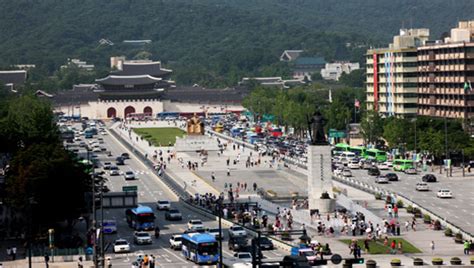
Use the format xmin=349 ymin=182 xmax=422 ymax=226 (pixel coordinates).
xmin=187 ymin=114 xmax=204 ymax=135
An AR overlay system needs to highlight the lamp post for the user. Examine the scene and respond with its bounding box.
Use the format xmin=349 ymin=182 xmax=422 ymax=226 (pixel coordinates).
xmin=444 ymin=117 xmax=449 ymax=177
xmin=217 ymin=200 xmax=223 ymax=268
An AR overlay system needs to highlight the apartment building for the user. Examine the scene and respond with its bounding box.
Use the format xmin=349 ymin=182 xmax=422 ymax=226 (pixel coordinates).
xmin=417 ymin=21 xmax=474 ymax=120
xmin=366 ymin=28 xmax=429 ymax=117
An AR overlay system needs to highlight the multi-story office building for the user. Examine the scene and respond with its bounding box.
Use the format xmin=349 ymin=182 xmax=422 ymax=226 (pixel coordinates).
xmin=366 ymin=28 xmax=429 ymax=117
xmin=417 ymin=21 xmax=474 ymax=120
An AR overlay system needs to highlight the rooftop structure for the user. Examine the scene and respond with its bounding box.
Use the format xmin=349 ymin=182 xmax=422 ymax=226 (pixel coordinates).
xmin=0 ymin=70 xmax=27 ymax=91
xmin=239 ymin=77 xmax=305 ymax=88
xmin=321 ymin=62 xmax=360 ymax=81
xmin=280 ymin=50 xmax=303 ymax=62
xmin=61 ymin=58 xmax=95 ymax=71
xmin=292 ymin=57 xmax=326 ymax=80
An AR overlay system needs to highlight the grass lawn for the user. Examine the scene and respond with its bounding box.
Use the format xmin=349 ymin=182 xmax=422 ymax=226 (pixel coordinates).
xmin=133 ymin=127 xmax=186 ymax=146
xmin=339 ymin=237 xmax=422 ymax=254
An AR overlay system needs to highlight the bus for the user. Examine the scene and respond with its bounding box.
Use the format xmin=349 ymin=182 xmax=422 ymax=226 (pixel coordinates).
xmin=365 ymin=149 xmax=387 ymax=162
xmin=332 ymin=143 xmax=350 ymax=156
xmin=393 ymin=159 xmax=414 ymax=172
xmin=349 ymin=146 xmax=366 ymax=158
xmin=127 ymin=113 xmax=152 ymax=120
xmin=84 ymin=128 xmax=95 ymax=139
xmin=181 ymin=233 xmax=219 ymax=265
xmin=125 ymin=205 xmax=155 ymax=231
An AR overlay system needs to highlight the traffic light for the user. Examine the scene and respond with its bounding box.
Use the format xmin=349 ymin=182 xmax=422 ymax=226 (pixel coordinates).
xmin=345 ymin=258 xmax=364 ymax=264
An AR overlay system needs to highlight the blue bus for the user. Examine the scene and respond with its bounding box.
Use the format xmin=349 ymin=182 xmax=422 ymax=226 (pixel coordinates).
xmin=125 ymin=205 xmax=155 ymax=231
xmin=84 ymin=128 xmax=95 ymax=139
xmin=181 ymin=233 xmax=219 ymax=264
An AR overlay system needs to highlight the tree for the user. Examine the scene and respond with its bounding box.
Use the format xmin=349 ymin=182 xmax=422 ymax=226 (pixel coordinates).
xmin=383 ymin=118 xmax=412 ymax=149
xmin=324 ymin=99 xmax=351 ymax=130
xmin=339 ymin=69 xmax=365 ymax=88
xmin=360 ymin=110 xmax=384 ymax=146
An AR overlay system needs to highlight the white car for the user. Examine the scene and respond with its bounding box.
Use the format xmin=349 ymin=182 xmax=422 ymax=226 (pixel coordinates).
xmin=113 ymin=239 xmax=131 ymax=253
xmin=375 ymin=175 xmax=389 ymax=184
xmin=134 ymin=231 xmax=152 ymax=245
xmin=207 ymin=228 xmax=224 ymax=240
xmin=169 ymin=234 xmax=182 ymax=249
xmin=333 ymin=168 xmax=343 ymax=176
xmin=234 ymin=252 xmax=252 ymax=262
xmin=437 ymin=189 xmax=453 ymax=198
xmin=377 ymin=163 xmax=389 ymax=170
xmin=187 ymin=219 xmax=204 ymax=231
xmin=157 ymin=200 xmax=171 ymax=210
xmin=348 ymin=161 xmax=359 ymax=169
xmin=124 ymin=171 xmax=135 ymax=180
xmin=342 ymin=169 xmax=352 ymax=177
xmin=228 ymin=225 xmax=247 ymax=238
xmin=102 ymin=162 xmax=112 ymax=170
xmin=109 ymin=166 xmax=120 ymax=176
xmin=415 ymin=182 xmax=429 ymax=191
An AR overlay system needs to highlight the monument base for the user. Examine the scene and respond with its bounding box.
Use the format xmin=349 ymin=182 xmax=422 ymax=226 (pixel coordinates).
xmin=174 ymin=135 xmax=219 ymax=152
xmin=309 ymin=198 xmax=336 ymax=214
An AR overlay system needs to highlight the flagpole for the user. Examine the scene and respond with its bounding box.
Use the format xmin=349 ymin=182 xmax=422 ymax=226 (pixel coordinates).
xmin=354 ymin=98 xmax=357 ymax=123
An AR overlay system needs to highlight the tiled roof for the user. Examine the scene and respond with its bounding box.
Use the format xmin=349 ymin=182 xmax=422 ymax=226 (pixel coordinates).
xmin=0 ymin=70 xmax=27 ymax=84
xmin=113 ymin=61 xmax=172 ymax=77
xmin=96 ymin=75 xmax=162 ymax=86
xmin=294 ymin=57 xmax=326 ymax=66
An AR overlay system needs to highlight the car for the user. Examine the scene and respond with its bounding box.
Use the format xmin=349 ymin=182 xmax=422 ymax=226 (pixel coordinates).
xmin=109 ymin=166 xmax=120 ymax=176
xmin=386 ymin=173 xmax=399 ymax=181
xmin=228 ymin=236 xmax=248 ymax=251
xmin=187 ymin=219 xmax=204 ymax=231
xmin=422 ymin=174 xmax=437 ymax=182
xmin=437 ymin=189 xmax=453 ymax=198
xmin=124 ymin=171 xmax=135 ymax=180
xmin=415 ymin=182 xmax=429 ymax=191
xmin=92 ymin=146 xmax=101 ymax=153
xmin=348 ymin=160 xmax=359 ymax=169
xmin=281 ymin=255 xmax=312 ymax=268
xmin=342 ymin=169 xmax=352 ymax=177
xmin=368 ymin=167 xmax=380 ymax=176
xmin=116 ymin=156 xmax=125 ymax=165
xmin=377 ymin=163 xmax=389 ymax=170
xmin=253 ymin=237 xmax=274 ymax=250
xmin=102 ymin=162 xmax=112 ymax=170
xmin=97 ymin=137 xmax=104 ymax=143
xmin=79 ymin=141 xmax=87 ymax=147
xmin=100 ymin=131 xmax=108 ymax=135
xmin=375 ymin=175 xmax=389 ymax=184
xmin=169 ymin=234 xmax=182 ymax=250
xmin=404 ymin=168 xmax=417 ymax=175
xmin=234 ymin=252 xmax=252 ymax=262
xmin=333 ymin=168 xmax=343 ymax=176
xmin=134 ymin=231 xmax=152 ymax=245
xmin=384 ymin=161 xmax=393 ymax=167
xmin=228 ymin=225 xmax=247 ymax=238
xmin=113 ymin=239 xmax=131 ymax=253
xmin=121 ymin=153 xmax=130 ymax=159
xmin=102 ymin=220 xmax=117 ymax=234
xmin=207 ymin=228 xmax=224 ymax=240
xmin=157 ymin=200 xmax=171 ymax=210
xmin=165 ymin=209 xmax=182 ymax=220
xmin=297 ymin=248 xmax=318 ymax=265
xmin=100 ymin=146 xmax=107 ymax=151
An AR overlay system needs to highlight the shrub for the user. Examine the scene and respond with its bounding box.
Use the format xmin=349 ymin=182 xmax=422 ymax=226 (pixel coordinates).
xmin=406 ymin=204 xmax=413 ymax=213
xmin=413 ymin=257 xmax=424 ymax=266
xmin=444 ymin=228 xmax=453 ymax=237
xmin=391 ymin=258 xmax=401 ymax=263
xmin=374 ymin=192 xmax=382 ymax=200
xmin=396 ymin=199 xmax=404 ymax=208
xmin=454 ymin=232 xmax=463 ymax=243
xmin=433 ymin=220 xmax=441 ymax=230
xmin=455 ymin=232 xmax=463 ymax=239
xmin=423 ymin=214 xmax=431 ymax=223
xmin=432 ymin=258 xmax=443 ymax=265
xmin=366 ymin=259 xmax=376 ymax=264
xmin=450 ymin=257 xmax=462 ymax=264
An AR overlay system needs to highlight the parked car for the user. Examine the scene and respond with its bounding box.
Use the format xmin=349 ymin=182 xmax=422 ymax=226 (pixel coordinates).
xmin=375 ymin=175 xmax=389 ymax=184
xmin=124 ymin=171 xmax=135 ymax=180
xmin=169 ymin=234 xmax=182 ymax=250
xmin=187 ymin=219 xmax=204 ymax=231
xmin=228 ymin=225 xmax=247 ymax=238
xmin=404 ymin=168 xmax=417 ymax=175
xmin=165 ymin=209 xmax=182 ymax=221
xmin=157 ymin=200 xmax=171 ymax=210
xmin=422 ymin=174 xmax=437 ymax=182
xmin=437 ymin=189 xmax=453 ymax=198
xmin=415 ymin=182 xmax=429 ymax=191
xmin=385 ymin=173 xmax=399 ymax=181
xmin=368 ymin=167 xmax=380 ymax=176
xmin=134 ymin=231 xmax=152 ymax=245
xmin=228 ymin=236 xmax=248 ymax=251
xmin=113 ymin=239 xmax=130 ymax=253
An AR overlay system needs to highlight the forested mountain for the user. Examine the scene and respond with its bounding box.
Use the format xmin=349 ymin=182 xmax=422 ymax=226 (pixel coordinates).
xmin=0 ymin=0 xmax=472 ymax=86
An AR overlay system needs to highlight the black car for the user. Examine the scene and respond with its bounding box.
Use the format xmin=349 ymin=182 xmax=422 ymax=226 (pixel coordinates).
xmin=121 ymin=153 xmax=130 ymax=159
xmin=422 ymin=174 xmax=437 ymax=182
xmin=228 ymin=236 xmax=248 ymax=251
xmin=252 ymin=237 xmax=274 ymax=250
xmin=386 ymin=173 xmax=399 ymax=181
xmin=281 ymin=255 xmax=311 ymax=268
xmin=116 ymin=156 xmax=125 ymax=165
xmin=368 ymin=167 xmax=380 ymax=176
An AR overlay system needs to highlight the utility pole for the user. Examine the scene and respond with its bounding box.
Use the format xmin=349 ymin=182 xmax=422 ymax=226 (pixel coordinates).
xmin=218 ymin=201 xmax=223 ymax=268
xmin=444 ymin=117 xmax=449 ymax=177
xmin=89 ymin=149 xmax=97 ymax=267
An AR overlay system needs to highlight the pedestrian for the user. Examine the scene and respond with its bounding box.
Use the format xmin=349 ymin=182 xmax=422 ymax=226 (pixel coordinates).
xmin=11 ymin=246 xmax=16 ymax=260
xmin=44 ymin=253 xmax=50 ymax=268
xmin=6 ymin=248 xmax=11 ymax=261
xmin=364 ymin=239 xmax=370 ymax=252
xmin=149 ymin=254 xmax=155 ymax=268
xmin=143 ymin=255 xmax=149 ymax=267
xmin=244 ymin=182 xmax=247 ymax=191
xmin=77 ymin=256 xmax=83 ymax=268
xmin=390 ymin=240 xmax=396 ymax=254
xmin=253 ymin=182 xmax=257 ymax=191
xmin=106 ymin=257 xmax=112 ymax=268
xmin=211 ymin=172 xmax=216 ymax=182
xmin=430 ymin=241 xmax=435 ymax=255
xmin=227 ymin=168 xmax=230 ymax=176
xmin=463 ymin=240 xmax=470 ymax=255
xmin=405 ymin=221 xmax=409 ymax=232
xmin=397 ymin=241 xmax=403 ymax=254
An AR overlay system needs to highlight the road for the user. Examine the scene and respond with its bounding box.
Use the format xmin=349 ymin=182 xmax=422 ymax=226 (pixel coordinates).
xmin=67 ymin=124 xmax=286 ymax=267
xmin=345 ymin=167 xmax=474 ymax=235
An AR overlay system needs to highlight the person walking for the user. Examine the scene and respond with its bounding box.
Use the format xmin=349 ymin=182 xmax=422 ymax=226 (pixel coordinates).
xmin=227 ymin=168 xmax=230 ymax=176
xmin=44 ymin=253 xmax=50 ymax=268
xmin=211 ymin=172 xmax=216 ymax=182
xmin=77 ymin=256 xmax=84 ymax=268
xmin=430 ymin=241 xmax=435 ymax=255
xmin=464 ymin=240 xmax=470 ymax=255
xmin=149 ymin=254 xmax=155 ymax=268
xmin=6 ymin=248 xmax=11 ymax=261
xmin=253 ymin=182 xmax=257 ymax=191
xmin=11 ymin=246 xmax=16 ymax=260
xmin=390 ymin=240 xmax=396 ymax=254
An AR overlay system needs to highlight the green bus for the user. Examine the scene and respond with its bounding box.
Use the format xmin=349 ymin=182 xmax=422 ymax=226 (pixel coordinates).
xmin=365 ymin=148 xmax=387 ymax=162
xmin=349 ymin=146 xmax=367 ymax=158
xmin=392 ymin=159 xmax=414 ymax=171
xmin=332 ymin=143 xmax=350 ymax=156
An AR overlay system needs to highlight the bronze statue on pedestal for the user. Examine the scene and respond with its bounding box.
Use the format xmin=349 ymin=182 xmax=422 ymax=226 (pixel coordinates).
xmin=187 ymin=114 xmax=204 ymax=135
xmin=307 ymin=111 xmax=327 ymax=145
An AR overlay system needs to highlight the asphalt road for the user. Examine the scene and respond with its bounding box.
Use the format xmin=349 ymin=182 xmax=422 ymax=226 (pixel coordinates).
xmin=346 ymin=167 xmax=474 ymax=235
xmin=67 ymin=125 xmax=286 ymax=267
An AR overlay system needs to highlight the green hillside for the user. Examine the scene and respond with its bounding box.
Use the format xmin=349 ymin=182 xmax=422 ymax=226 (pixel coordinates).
xmin=0 ymin=0 xmax=472 ymax=87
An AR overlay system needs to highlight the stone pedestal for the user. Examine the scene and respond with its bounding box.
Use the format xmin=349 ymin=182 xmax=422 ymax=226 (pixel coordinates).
xmin=174 ymin=135 xmax=219 ymax=152
xmin=308 ymin=145 xmax=335 ymax=213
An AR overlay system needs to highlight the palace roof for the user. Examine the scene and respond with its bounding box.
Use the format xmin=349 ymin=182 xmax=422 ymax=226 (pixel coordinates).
xmin=96 ymin=75 xmax=162 ymax=86
xmin=113 ymin=61 xmax=172 ymax=77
